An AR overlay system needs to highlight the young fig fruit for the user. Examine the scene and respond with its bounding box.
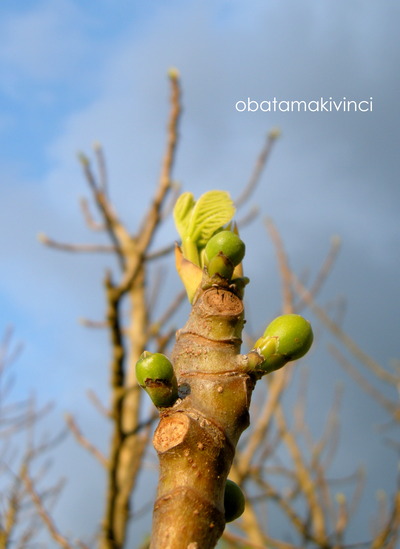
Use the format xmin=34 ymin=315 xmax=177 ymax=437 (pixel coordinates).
xmin=224 ymin=479 xmax=245 ymax=522
xmin=254 ymin=314 xmax=313 ymax=374
xmin=204 ymin=230 xmax=245 ymax=269
xmin=135 ymin=352 xmax=178 ymax=408
xmin=206 ymin=252 xmax=235 ymax=279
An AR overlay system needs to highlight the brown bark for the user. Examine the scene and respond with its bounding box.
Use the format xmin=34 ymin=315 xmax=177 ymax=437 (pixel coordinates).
xmin=150 ymin=283 xmax=262 ymax=548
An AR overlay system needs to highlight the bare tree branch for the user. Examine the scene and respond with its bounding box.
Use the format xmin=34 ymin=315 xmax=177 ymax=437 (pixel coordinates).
xmin=38 ymin=233 xmax=116 ymax=254
xmin=65 ymin=414 xmax=108 ymax=468
xmin=235 ymin=128 xmax=280 ymax=208
xmin=291 ymin=273 xmax=398 ymax=385
xmin=22 ymin=467 xmax=89 ymax=549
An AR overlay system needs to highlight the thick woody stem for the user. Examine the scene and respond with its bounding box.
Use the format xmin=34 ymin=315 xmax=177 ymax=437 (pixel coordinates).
xmin=150 ymin=285 xmax=258 ymax=549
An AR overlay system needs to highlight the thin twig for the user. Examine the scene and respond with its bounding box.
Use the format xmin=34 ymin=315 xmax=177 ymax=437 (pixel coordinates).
xmin=93 ymin=141 xmax=108 ymax=195
xmin=235 ymin=127 xmax=280 ymax=208
xmin=145 ymin=242 xmax=175 ymax=261
xmin=80 ymin=197 xmax=105 ymax=231
xmin=329 ymin=344 xmax=400 ymax=421
xmin=236 ymin=205 xmax=260 ymax=229
xmin=251 ymin=473 xmax=329 ymax=547
xmin=291 ymin=273 xmax=398 ymax=386
xmin=136 ymin=69 xmax=181 ymax=254
xmin=78 ymin=153 xmax=98 ymax=193
xmin=124 ymin=411 xmax=158 ymax=437
xmin=335 ymin=493 xmax=349 ymax=542
xmin=65 ymin=414 xmax=108 ymax=467
xmin=149 ymin=289 xmax=186 ymax=338
xmin=38 ymin=233 xmax=116 ymax=253
xmin=295 ymin=235 xmax=341 ymax=313
xmin=371 ymin=489 xmax=400 ymax=548
xmin=0 ymin=327 xmax=23 ymax=369
xmin=111 ymin=70 xmax=182 ymax=296
xmin=236 ymin=368 xmax=291 ymax=480
xmin=223 ymin=528 xmax=298 ymax=549
xmin=22 ymin=469 xmax=78 ymax=549
xmin=79 ymin=318 xmax=108 ymax=329
xmin=274 ymin=402 xmax=329 ymax=543
xmin=155 ymin=327 xmax=178 ymax=354
xmin=265 ymin=217 xmax=294 ymax=314
xmin=148 ymin=266 xmax=166 ymax=315
xmin=161 ymin=180 xmax=181 ymax=221
xmin=79 ymin=155 xmax=133 ymax=272
xmin=87 ymin=389 xmax=111 ymax=418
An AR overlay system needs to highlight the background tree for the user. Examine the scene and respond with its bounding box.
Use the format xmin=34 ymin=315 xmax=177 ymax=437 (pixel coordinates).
xmin=0 ymin=328 xmax=68 ymax=548
xmin=4 ymin=72 xmax=398 ymax=548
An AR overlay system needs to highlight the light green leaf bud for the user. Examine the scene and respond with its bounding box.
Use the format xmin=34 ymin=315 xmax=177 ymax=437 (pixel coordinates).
xmin=224 ymin=479 xmax=245 ymax=523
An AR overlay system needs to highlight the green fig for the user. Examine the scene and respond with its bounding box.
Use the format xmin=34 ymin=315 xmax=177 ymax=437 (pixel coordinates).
xmin=204 ymin=230 xmax=245 ymax=268
xmin=224 ymin=479 xmax=245 ymax=522
xmin=254 ymin=314 xmax=313 ymax=374
xmin=206 ymin=252 xmax=235 ymax=279
xmin=135 ymin=352 xmax=178 ymax=407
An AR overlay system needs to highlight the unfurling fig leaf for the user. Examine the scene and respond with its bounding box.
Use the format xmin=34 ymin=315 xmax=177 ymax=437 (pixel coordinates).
xmin=173 ymin=190 xmax=238 ymax=297
xmin=186 ymin=190 xmax=235 ymax=249
xmin=173 ymin=192 xmax=196 ymax=241
xmin=173 ymin=190 xmax=236 ymax=267
xmin=224 ymin=479 xmax=245 ymax=522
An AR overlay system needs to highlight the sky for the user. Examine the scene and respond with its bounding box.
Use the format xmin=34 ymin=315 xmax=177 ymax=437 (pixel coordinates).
xmin=1 ymin=0 xmax=399 ymax=546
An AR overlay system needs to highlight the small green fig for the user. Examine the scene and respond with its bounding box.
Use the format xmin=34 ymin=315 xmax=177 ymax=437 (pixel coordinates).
xmin=204 ymin=230 xmax=245 ymax=268
xmin=254 ymin=314 xmax=313 ymax=374
xmin=135 ymin=352 xmax=178 ymax=407
xmin=224 ymin=479 xmax=245 ymax=522
xmin=264 ymin=314 xmax=313 ymax=360
xmin=135 ymin=351 xmax=174 ymax=386
xmin=206 ymin=252 xmax=235 ymax=279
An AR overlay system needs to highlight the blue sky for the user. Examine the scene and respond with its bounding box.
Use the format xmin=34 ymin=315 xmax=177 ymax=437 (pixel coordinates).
xmin=1 ymin=0 xmax=399 ymax=545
